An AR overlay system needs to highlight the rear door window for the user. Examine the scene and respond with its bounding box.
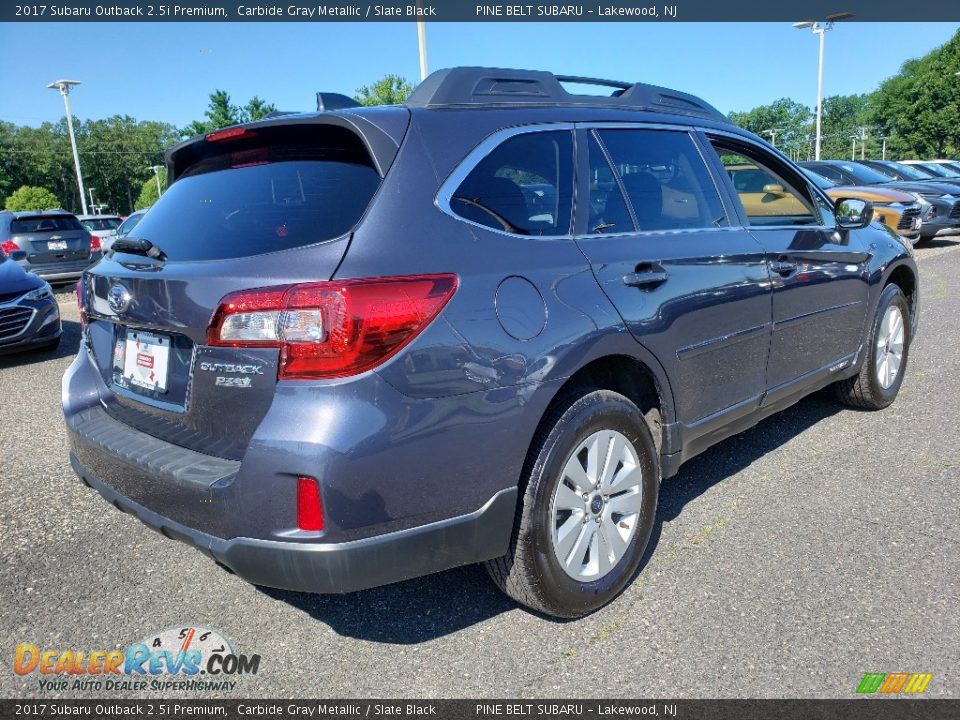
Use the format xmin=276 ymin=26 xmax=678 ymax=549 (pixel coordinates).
xmin=449 ymin=130 xmax=574 ymax=236
xmin=593 ymin=129 xmax=728 ymax=232
xmin=12 ymin=216 xmax=84 ymax=233
xmin=123 ymin=125 xmax=381 ymax=261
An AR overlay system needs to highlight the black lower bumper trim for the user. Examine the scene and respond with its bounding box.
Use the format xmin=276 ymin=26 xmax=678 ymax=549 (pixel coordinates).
xmin=70 ymin=454 xmax=517 ymax=594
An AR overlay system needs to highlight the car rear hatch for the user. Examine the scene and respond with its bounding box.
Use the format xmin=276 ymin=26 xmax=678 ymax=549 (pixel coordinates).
xmin=79 ymin=111 xmax=409 ymax=460
xmin=10 ymin=214 xmax=92 ymax=265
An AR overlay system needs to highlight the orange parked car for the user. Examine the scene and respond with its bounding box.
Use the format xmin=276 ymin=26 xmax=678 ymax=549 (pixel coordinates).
xmin=724 ymin=164 xmax=923 ymax=246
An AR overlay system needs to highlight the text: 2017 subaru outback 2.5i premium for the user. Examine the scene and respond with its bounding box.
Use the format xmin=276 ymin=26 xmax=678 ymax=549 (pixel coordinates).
xmin=64 ymin=68 xmax=919 ymax=618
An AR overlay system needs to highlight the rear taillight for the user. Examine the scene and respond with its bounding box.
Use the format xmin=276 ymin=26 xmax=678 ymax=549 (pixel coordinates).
xmin=75 ymin=277 xmax=88 ymax=331
xmin=89 ymin=236 xmax=101 ymax=252
xmin=207 ymin=274 xmax=458 ymax=380
xmin=1 ymin=240 xmax=17 ymax=254
xmin=296 ymin=476 xmax=324 ymax=531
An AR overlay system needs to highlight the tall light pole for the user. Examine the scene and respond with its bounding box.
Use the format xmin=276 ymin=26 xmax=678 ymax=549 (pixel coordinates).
xmin=47 ymin=79 xmax=88 ymax=215
xmin=764 ymin=128 xmax=784 ymax=148
xmin=416 ymin=22 xmax=428 ymax=81
xmin=794 ymin=13 xmax=852 ymax=161
xmin=147 ymin=165 xmax=164 ymax=199
xmin=881 ymin=135 xmax=890 ymax=160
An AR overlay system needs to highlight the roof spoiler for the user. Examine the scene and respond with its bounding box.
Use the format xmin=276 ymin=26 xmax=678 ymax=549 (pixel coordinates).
xmin=405 ymin=66 xmax=728 ymax=122
xmin=317 ymin=92 xmax=361 ymax=112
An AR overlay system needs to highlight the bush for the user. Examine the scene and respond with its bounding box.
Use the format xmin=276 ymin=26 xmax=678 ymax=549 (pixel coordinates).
xmin=4 ymin=186 xmax=60 ymax=212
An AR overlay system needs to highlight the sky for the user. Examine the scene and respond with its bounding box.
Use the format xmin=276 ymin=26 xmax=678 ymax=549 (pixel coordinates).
xmin=0 ymin=21 xmax=958 ymax=128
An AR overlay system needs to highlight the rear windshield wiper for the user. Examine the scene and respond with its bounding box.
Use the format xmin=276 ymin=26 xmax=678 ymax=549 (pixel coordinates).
xmin=111 ymin=237 xmax=167 ymax=261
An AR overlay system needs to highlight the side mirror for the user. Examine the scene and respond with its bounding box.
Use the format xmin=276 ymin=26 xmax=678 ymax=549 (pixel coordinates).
xmin=762 ymin=183 xmax=785 ymax=195
xmin=835 ymin=198 xmax=874 ymax=229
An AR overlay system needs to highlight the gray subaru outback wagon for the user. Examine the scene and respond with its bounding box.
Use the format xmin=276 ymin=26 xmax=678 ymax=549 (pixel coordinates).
xmin=63 ymin=68 xmax=918 ymax=617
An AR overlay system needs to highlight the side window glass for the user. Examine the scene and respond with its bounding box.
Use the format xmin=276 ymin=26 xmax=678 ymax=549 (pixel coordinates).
xmin=596 ymin=129 xmax=728 ymax=232
xmin=710 ymin=143 xmax=818 ymax=227
xmin=587 ymin=132 xmax=633 ymax=234
xmin=450 ymin=130 xmax=573 ymax=236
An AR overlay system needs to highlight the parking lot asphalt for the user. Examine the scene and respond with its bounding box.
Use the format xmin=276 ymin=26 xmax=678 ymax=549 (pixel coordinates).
xmin=1 ymin=239 xmax=958 ymax=700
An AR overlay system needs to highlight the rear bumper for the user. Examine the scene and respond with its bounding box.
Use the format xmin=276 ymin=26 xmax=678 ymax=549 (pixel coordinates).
xmin=70 ymin=452 xmax=515 ymax=593
xmin=16 ymin=254 xmax=100 ymax=282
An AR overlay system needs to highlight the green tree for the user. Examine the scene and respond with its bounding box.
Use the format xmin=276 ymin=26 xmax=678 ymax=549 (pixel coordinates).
xmin=5 ymin=185 xmax=60 ymax=211
xmin=182 ymin=90 xmax=241 ymax=137
xmin=78 ymin=116 xmax=179 ymax=214
xmin=182 ymin=90 xmax=277 ymax=137
xmin=354 ymin=75 xmax=414 ymax=106
xmin=728 ymin=98 xmax=813 ymax=160
xmin=241 ymin=96 xmax=276 ymax=122
xmin=819 ymin=94 xmax=871 ymax=159
xmin=868 ymin=30 xmax=960 ymax=158
xmin=135 ymin=172 xmax=167 ymax=210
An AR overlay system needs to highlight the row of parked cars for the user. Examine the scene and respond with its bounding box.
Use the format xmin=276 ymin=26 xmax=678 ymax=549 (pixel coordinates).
xmin=0 ymin=208 xmax=146 ymax=354
xmin=799 ymin=158 xmax=960 ymax=246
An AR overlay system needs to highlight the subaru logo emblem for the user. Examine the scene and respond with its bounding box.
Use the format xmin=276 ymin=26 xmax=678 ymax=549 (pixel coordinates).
xmin=107 ymin=283 xmax=132 ymax=314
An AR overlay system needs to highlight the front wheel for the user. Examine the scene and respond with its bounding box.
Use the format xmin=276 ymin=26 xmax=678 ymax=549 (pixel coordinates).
xmin=486 ymin=389 xmax=659 ymax=618
xmin=835 ymin=283 xmax=911 ymax=410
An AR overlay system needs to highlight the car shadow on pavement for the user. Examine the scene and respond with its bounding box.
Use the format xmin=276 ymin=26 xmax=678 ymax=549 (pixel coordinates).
xmin=260 ymin=391 xmax=843 ymax=642
xmin=0 ymin=319 xmax=81 ymax=369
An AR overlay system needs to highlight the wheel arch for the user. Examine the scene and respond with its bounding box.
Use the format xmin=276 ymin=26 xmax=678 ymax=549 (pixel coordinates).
xmin=881 ymin=259 xmax=919 ymax=337
xmin=530 ymin=348 xmax=676 ymax=466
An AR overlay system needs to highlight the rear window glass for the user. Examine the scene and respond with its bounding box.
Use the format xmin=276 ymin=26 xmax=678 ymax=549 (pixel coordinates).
xmin=81 ymin=218 xmax=121 ymax=231
xmin=124 ymin=127 xmax=381 ymax=261
xmin=12 ymin=216 xmax=84 ymax=233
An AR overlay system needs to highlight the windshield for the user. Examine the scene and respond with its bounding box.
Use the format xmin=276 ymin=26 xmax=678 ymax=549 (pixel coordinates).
xmin=81 ymin=218 xmax=121 ymax=232
xmin=885 ymin=162 xmax=931 ymax=180
xmin=116 ymin=212 xmax=144 ymax=238
xmin=829 ymin=162 xmax=894 ymax=185
xmin=803 ymin=170 xmax=835 ymax=190
xmin=921 ymin=163 xmax=960 ymax=178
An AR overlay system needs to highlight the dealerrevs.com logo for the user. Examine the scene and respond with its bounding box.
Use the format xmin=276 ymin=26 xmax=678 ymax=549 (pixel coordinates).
xmin=14 ymin=626 xmax=261 ymax=693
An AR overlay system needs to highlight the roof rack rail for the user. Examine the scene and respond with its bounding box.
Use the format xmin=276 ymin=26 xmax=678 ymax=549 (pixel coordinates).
xmin=404 ymin=67 xmax=728 ymax=123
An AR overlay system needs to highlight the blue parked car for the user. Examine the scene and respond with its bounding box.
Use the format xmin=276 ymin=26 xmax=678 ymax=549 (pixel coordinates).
xmin=63 ymin=68 xmax=918 ymax=617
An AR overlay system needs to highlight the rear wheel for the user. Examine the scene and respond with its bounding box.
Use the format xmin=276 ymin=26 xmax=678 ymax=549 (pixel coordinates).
xmin=835 ymin=283 xmax=911 ymax=410
xmin=486 ymin=389 xmax=659 ymax=618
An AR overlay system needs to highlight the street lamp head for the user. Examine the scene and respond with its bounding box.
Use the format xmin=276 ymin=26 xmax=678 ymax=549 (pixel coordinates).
xmin=793 ymin=21 xmax=814 ymax=29
xmin=47 ymin=79 xmax=81 ymax=93
xmin=826 ymin=12 xmax=854 ymax=22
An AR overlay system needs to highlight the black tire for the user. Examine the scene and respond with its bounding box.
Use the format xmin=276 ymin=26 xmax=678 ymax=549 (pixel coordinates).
xmin=835 ymin=283 xmax=911 ymax=410
xmin=486 ymin=388 xmax=659 ymax=618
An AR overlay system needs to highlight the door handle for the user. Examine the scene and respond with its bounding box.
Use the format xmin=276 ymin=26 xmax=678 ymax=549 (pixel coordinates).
xmin=623 ymin=264 xmax=668 ymax=289
xmin=769 ymin=258 xmax=797 ymax=276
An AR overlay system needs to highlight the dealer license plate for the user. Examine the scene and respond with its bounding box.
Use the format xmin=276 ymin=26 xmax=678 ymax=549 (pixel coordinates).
xmin=122 ymin=330 xmax=170 ymax=393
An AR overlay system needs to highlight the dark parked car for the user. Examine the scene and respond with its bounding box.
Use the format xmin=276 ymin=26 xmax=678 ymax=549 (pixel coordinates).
xmin=0 ymin=210 xmax=102 ymax=283
xmin=856 ymin=159 xmax=959 ymax=185
xmin=0 ymin=250 xmax=61 ymax=354
xmin=64 ymin=68 xmax=919 ymax=617
xmin=802 ymin=160 xmax=960 ymax=243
